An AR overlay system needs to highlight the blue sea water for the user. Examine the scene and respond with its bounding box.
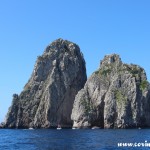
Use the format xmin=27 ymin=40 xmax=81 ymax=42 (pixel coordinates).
xmin=0 ymin=129 xmax=150 ymax=150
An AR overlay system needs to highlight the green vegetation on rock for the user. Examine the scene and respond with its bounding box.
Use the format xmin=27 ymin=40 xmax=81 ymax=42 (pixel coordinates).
xmin=94 ymin=70 xmax=99 ymax=75
xmin=140 ymin=80 xmax=149 ymax=92
xmin=123 ymin=64 xmax=143 ymax=78
xmin=97 ymin=64 xmax=114 ymax=77
xmin=81 ymin=99 xmax=93 ymax=115
xmin=114 ymin=89 xmax=127 ymax=106
xmin=100 ymin=68 xmax=111 ymax=76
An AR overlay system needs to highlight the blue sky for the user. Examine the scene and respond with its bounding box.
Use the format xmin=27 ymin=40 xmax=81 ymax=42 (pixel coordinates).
xmin=0 ymin=0 xmax=150 ymax=122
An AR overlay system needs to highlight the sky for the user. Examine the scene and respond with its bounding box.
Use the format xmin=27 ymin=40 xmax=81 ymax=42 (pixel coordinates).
xmin=0 ymin=0 xmax=150 ymax=122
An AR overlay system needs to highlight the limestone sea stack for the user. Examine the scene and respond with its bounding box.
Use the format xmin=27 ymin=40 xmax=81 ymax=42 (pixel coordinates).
xmin=71 ymin=54 xmax=150 ymax=129
xmin=5 ymin=39 xmax=87 ymax=128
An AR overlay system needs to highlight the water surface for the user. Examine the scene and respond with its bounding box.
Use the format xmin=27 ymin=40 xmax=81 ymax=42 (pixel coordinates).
xmin=0 ymin=129 xmax=150 ymax=150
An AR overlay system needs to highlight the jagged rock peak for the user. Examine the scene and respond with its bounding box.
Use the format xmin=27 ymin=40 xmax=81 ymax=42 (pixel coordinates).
xmin=100 ymin=54 xmax=121 ymax=67
xmin=71 ymin=54 xmax=150 ymax=129
xmin=5 ymin=39 xmax=87 ymax=129
xmin=44 ymin=38 xmax=80 ymax=54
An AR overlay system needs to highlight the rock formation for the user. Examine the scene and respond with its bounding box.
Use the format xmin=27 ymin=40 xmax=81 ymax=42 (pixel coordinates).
xmin=71 ymin=54 xmax=150 ymax=129
xmin=5 ymin=38 xmax=87 ymax=128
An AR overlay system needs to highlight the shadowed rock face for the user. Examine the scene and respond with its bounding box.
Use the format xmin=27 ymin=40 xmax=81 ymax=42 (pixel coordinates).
xmin=71 ymin=54 xmax=150 ymax=129
xmin=5 ymin=39 xmax=87 ymax=128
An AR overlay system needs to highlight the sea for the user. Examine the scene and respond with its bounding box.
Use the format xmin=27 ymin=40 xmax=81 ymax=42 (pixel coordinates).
xmin=0 ymin=129 xmax=150 ymax=150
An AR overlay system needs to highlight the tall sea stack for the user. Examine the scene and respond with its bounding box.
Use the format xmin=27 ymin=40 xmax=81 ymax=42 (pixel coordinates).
xmin=5 ymin=39 xmax=87 ymax=128
xmin=71 ymin=54 xmax=150 ymax=129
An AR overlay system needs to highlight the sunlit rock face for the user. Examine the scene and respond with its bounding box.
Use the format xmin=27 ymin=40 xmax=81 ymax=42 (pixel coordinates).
xmin=5 ymin=38 xmax=87 ymax=128
xmin=71 ymin=54 xmax=150 ymax=129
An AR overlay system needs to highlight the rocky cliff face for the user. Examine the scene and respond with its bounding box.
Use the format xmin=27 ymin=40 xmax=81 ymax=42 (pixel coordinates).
xmin=5 ymin=38 xmax=87 ymax=128
xmin=71 ymin=54 xmax=150 ymax=129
